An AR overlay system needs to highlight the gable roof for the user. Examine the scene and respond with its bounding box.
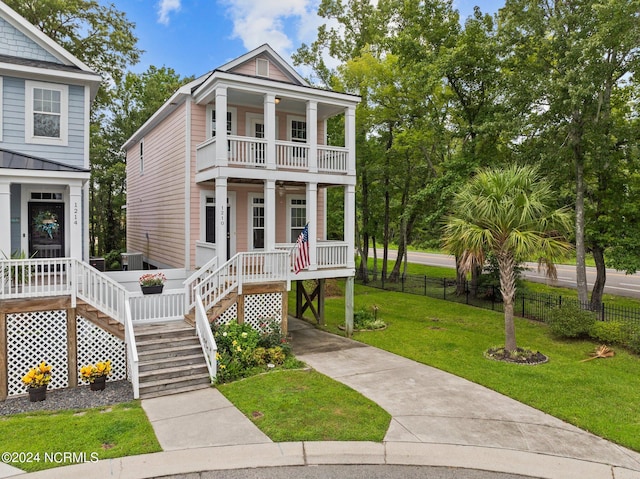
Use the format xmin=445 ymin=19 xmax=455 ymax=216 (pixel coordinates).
xmin=0 ymin=1 xmax=101 ymax=95
xmin=215 ymin=44 xmax=309 ymax=87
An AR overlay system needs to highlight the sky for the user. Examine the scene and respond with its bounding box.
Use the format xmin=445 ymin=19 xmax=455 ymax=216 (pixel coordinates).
xmin=113 ymin=0 xmax=504 ymax=79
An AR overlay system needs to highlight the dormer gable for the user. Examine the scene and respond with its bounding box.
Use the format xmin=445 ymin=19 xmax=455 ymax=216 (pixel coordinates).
xmin=217 ymin=44 xmax=308 ymax=87
xmin=0 ymin=16 xmax=59 ymax=63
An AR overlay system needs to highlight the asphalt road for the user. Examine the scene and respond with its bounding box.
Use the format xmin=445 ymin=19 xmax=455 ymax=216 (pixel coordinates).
xmin=377 ymin=249 xmax=640 ymax=300
xmin=161 ymin=465 xmax=539 ymax=479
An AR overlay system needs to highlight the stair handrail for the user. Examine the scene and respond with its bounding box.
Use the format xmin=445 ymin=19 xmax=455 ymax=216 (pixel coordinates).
xmin=124 ymin=299 xmax=140 ymax=399
xmin=75 ymin=259 xmax=128 ymax=323
xmin=183 ymin=256 xmax=218 ymax=313
xmin=194 ymin=293 xmax=217 ymax=382
xmin=197 ymin=253 xmax=241 ymax=313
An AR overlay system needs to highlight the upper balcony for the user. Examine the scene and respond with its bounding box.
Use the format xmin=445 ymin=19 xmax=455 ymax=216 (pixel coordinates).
xmin=196 ymin=136 xmax=350 ymax=175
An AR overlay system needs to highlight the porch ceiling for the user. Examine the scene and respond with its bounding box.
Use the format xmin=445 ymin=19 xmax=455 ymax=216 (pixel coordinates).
xmin=224 ymin=90 xmax=346 ymax=120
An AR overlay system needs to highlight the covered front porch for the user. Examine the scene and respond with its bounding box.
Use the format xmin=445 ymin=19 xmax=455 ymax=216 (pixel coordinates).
xmin=0 ymin=149 xmax=90 ymax=261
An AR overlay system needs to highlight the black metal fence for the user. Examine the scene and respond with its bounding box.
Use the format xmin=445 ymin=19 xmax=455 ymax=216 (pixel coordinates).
xmin=357 ymin=272 xmax=640 ymax=329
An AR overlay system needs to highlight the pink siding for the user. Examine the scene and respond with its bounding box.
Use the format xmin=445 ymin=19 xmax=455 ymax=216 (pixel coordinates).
xmin=189 ymin=103 xmax=208 ymax=268
xmin=126 ymin=104 xmax=187 ymax=268
xmin=229 ymin=55 xmax=293 ymax=84
xmin=317 ymin=188 xmax=326 ymax=240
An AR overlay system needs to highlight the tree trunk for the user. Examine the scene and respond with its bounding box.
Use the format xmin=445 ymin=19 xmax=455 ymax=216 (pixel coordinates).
xmin=470 ymin=264 xmax=482 ymax=297
xmin=574 ymin=146 xmax=589 ymax=305
xmin=498 ymin=253 xmax=517 ymax=352
xmin=590 ymin=245 xmax=606 ymax=311
xmin=455 ymin=256 xmax=466 ymax=296
xmin=356 ymin=159 xmax=369 ymax=281
xmin=372 ymin=237 xmax=378 ymax=281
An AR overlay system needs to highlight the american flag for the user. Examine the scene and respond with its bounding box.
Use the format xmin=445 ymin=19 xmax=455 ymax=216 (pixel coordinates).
xmin=294 ymin=223 xmax=310 ymax=274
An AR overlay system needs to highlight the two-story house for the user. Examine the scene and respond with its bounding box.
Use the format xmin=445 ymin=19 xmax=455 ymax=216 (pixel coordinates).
xmin=0 ymin=1 xmax=101 ymax=261
xmin=123 ymin=44 xmax=360 ymax=326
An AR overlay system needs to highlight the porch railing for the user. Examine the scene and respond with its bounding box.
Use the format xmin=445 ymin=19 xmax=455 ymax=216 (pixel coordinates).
xmin=0 ymin=258 xmax=74 ymax=299
xmin=124 ymin=300 xmax=140 ymax=399
xmin=197 ymin=251 xmax=289 ymax=313
xmin=228 ymin=136 xmax=267 ymax=167
xmin=196 ymin=136 xmax=350 ymax=175
xmin=128 ymin=289 xmax=185 ymax=323
xmin=184 ymin=255 xmax=218 ymax=313
xmin=75 ymin=260 xmax=128 ymax=321
xmin=195 ymin=293 xmax=217 ymax=382
xmin=318 ymin=146 xmax=348 ymax=173
xmin=317 ymin=242 xmax=349 ymax=269
xmin=276 ymin=141 xmax=309 ymax=169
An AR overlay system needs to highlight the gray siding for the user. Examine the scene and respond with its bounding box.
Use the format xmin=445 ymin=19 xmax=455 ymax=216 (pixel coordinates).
xmin=0 ymin=17 xmax=59 ymax=63
xmin=10 ymin=183 xmax=20 ymax=255
xmin=2 ymin=76 xmax=86 ymax=167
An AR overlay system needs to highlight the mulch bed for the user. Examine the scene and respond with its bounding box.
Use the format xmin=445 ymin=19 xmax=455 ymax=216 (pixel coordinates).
xmin=484 ymin=347 xmax=549 ymax=365
xmin=0 ymin=380 xmax=134 ymax=416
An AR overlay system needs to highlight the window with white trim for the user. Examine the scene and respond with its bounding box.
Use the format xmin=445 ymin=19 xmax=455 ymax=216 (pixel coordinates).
xmin=250 ymin=195 xmax=265 ymax=250
xmin=25 ymin=80 xmax=68 ymax=145
xmin=289 ymin=197 xmax=306 ymax=243
xmin=206 ymin=106 xmax=237 ymax=138
xmin=139 ymin=140 xmax=144 ymax=174
xmin=291 ymin=120 xmax=307 ymax=143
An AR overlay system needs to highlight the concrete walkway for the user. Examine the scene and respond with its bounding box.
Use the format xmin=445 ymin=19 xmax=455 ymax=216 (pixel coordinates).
xmin=6 ymin=317 xmax=640 ymax=479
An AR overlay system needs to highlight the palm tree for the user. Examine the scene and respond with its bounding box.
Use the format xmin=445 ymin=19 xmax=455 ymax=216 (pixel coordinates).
xmin=443 ymin=165 xmax=573 ymax=352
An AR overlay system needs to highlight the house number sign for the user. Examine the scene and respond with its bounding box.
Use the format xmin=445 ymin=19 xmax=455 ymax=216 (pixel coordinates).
xmin=220 ymin=205 xmax=225 ymax=225
xmin=73 ymin=201 xmax=79 ymax=225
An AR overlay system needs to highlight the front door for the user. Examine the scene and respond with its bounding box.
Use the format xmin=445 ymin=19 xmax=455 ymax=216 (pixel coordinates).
xmin=205 ymin=196 xmax=233 ymax=260
xmin=28 ymin=202 xmax=64 ymax=258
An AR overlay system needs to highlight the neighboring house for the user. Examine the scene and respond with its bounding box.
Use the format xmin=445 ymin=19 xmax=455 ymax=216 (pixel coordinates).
xmin=0 ymin=1 xmax=101 ymax=261
xmin=123 ymin=44 xmax=360 ymax=321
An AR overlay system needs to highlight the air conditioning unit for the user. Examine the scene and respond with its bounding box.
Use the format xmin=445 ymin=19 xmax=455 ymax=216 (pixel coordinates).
xmin=121 ymin=252 xmax=143 ymax=271
xmin=89 ymin=257 xmax=105 ymax=272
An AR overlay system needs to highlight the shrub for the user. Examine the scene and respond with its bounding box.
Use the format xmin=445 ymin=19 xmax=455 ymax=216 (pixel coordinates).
xmin=212 ymin=320 xmax=294 ymax=384
xmin=589 ymin=321 xmax=628 ymax=345
xmin=626 ymin=326 xmax=640 ymax=355
xmin=546 ymin=304 xmax=596 ymax=339
xmin=353 ymin=307 xmax=386 ymax=330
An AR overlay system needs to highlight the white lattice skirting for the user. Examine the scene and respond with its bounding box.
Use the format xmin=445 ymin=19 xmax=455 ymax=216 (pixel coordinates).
xmin=6 ymin=310 xmax=126 ymax=397
xmin=214 ymin=292 xmax=283 ymax=330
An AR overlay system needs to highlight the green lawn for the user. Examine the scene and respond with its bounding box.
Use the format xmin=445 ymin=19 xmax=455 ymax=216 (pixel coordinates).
xmin=295 ymin=283 xmax=640 ymax=452
xmin=0 ymin=402 xmax=161 ymax=472
xmin=218 ymin=370 xmax=391 ymax=442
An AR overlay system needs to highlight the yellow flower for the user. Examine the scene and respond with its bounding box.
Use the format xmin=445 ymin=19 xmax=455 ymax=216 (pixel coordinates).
xmin=220 ymin=364 xmax=226 ymax=369
xmin=236 ymin=346 xmax=242 ymax=352
xmin=241 ymin=332 xmax=248 ymax=338
xmin=232 ymin=340 xmax=238 ymax=346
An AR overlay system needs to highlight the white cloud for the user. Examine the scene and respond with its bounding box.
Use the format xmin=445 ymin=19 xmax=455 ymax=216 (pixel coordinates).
xmin=220 ymin=0 xmax=318 ymax=58
xmin=157 ymin=0 xmax=181 ymax=25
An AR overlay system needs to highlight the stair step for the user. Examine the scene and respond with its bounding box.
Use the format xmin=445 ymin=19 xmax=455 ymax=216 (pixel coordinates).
xmin=140 ymin=382 xmax=211 ymax=400
xmin=137 ymin=344 xmax=203 ymax=361
xmin=138 ymin=353 xmax=205 ymax=372
xmin=139 ymin=364 xmax=209 ymax=382
xmin=136 ymin=336 xmax=200 ymax=351
xmin=134 ymin=321 xmax=194 ymax=337
xmin=139 ymin=374 xmax=211 ymax=395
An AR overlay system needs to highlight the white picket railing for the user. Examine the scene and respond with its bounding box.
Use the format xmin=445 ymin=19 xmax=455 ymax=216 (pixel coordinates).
xmin=128 ymin=289 xmax=185 ymax=323
xmin=1 ymin=258 xmax=74 ymax=299
xmin=124 ymin=300 xmax=140 ymax=399
xmin=184 ymin=256 xmax=218 ymax=313
xmin=276 ymin=141 xmax=309 ymax=169
xmin=195 ymin=293 xmax=217 ymax=382
xmin=318 ymin=146 xmax=348 ymax=173
xmin=75 ymin=260 xmax=128 ymax=321
xmin=317 ymin=242 xmax=349 ymax=269
xmin=228 ymin=136 xmax=267 ymax=167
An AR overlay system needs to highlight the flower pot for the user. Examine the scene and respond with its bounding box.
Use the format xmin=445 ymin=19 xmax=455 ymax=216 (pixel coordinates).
xmin=90 ymin=376 xmax=106 ymax=391
xmin=141 ymin=285 xmax=163 ymax=295
xmin=28 ymin=385 xmax=47 ymax=402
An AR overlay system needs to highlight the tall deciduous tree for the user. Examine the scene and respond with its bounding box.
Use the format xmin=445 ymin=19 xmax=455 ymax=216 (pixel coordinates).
xmin=443 ymin=165 xmax=573 ymax=351
xmin=499 ymin=0 xmax=640 ymax=307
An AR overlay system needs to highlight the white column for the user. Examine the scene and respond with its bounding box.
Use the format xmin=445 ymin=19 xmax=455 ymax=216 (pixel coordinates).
xmin=0 ymin=180 xmax=11 ymax=257
xmin=306 ymin=182 xmax=317 ymax=271
xmin=215 ymin=86 xmax=228 ymax=167
xmin=307 ymin=100 xmax=318 ymax=173
xmin=345 ymin=276 xmax=354 ymax=337
xmin=265 ymin=179 xmax=276 ymax=250
xmin=345 ymin=106 xmax=356 ymax=176
xmin=69 ymin=184 xmax=83 ymax=260
xmin=215 ymin=178 xmax=228 ymax=261
xmin=344 ymin=184 xmax=356 ymax=269
xmin=265 ymin=93 xmax=277 ymax=170
xmin=82 ymin=182 xmax=90 ymax=261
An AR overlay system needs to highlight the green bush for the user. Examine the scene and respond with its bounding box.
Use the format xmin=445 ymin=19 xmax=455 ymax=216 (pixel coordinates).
xmin=589 ymin=321 xmax=628 ymax=345
xmin=546 ymin=304 xmax=596 ymax=339
xmin=212 ymin=320 xmax=293 ymax=384
xmin=354 ymin=308 xmax=386 ymax=330
xmin=626 ymin=326 xmax=640 ymax=355
xmin=104 ymin=250 xmax=124 ymax=271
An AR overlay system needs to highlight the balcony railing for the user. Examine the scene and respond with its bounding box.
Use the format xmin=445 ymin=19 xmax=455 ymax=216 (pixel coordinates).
xmin=196 ymin=136 xmax=349 ymax=175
